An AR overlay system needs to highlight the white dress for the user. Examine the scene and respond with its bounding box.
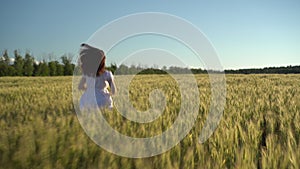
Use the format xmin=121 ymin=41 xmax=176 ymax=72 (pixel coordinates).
xmin=80 ymin=71 xmax=115 ymax=109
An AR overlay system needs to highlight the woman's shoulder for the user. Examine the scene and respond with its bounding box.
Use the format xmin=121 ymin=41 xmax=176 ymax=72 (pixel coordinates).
xmin=104 ymin=70 xmax=114 ymax=78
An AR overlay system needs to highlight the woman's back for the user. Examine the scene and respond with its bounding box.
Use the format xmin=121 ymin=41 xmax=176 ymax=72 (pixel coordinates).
xmin=80 ymin=70 xmax=115 ymax=109
xmin=85 ymin=71 xmax=111 ymax=90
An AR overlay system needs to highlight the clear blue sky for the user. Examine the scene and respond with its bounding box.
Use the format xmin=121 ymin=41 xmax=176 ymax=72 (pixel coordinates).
xmin=0 ymin=0 xmax=299 ymax=69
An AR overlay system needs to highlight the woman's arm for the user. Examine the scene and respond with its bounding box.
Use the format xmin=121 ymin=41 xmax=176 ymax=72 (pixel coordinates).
xmin=78 ymin=77 xmax=86 ymax=90
xmin=107 ymin=72 xmax=116 ymax=95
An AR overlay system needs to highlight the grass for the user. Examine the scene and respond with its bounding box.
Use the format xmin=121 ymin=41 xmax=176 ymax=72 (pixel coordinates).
xmin=0 ymin=74 xmax=299 ymax=169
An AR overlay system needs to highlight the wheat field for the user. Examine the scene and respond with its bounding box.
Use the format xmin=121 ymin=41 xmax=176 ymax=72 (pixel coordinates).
xmin=0 ymin=74 xmax=299 ymax=169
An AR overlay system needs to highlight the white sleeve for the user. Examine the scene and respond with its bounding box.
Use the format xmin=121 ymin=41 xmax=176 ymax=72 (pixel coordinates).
xmin=107 ymin=71 xmax=116 ymax=95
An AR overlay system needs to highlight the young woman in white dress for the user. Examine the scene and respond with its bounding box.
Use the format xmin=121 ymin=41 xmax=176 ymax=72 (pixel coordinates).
xmin=78 ymin=43 xmax=116 ymax=109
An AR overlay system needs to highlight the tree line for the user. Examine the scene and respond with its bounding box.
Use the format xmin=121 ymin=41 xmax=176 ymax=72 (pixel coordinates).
xmin=0 ymin=50 xmax=75 ymax=76
xmin=1 ymin=50 xmax=300 ymax=76
xmin=113 ymin=65 xmax=300 ymax=75
xmin=225 ymin=66 xmax=300 ymax=74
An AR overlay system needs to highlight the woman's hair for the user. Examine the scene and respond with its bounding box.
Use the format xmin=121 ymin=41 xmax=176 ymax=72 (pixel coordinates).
xmin=96 ymin=57 xmax=106 ymax=76
xmin=79 ymin=43 xmax=105 ymax=77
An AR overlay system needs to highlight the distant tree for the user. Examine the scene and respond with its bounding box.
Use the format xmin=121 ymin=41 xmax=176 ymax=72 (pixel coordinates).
xmin=0 ymin=61 xmax=8 ymax=76
xmin=39 ymin=61 xmax=49 ymax=76
xmin=0 ymin=50 xmax=10 ymax=76
xmin=137 ymin=68 xmax=166 ymax=75
xmin=169 ymin=66 xmax=181 ymax=74
xmin=191 ymin=68 xmax=206 ymax=74
xmin=55 ymin=61 xmax=64 ymax=76
xmin=61 ymin=55 xmax=74 ymax=75
xmin=7 ymin=66 xmax=16 ymax=76
xmin=295 ymin=66 xmax=300 ymax=73
xmin=162 ymin=66 xmax=167 ymax=71
xmin=23 ymin=53 xmax=34 ymax=76
xmin=116 ymin=64 xmax=129 ymax=75
xmin=3 ymin=50 xmax=10 ymax=65
xmin=13 ymin=50 xmax=24 ymax=76
xmin=33 ymin=62 xmax=42 ymax=76
xmin=106 ymin=63 xmax=117 ymax=74
xmin=48 ymin=61 xmax=57 ymax=76
xmin=129 ymin=65 xmax=138 ymax=74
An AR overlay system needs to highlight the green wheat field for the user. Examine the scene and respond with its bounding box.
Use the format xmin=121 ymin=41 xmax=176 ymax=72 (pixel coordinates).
xmin=0 ymin=74 xmax=299 ymax=169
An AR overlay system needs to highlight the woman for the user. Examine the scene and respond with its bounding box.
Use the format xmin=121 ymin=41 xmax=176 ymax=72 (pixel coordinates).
xmin=78 ymin=43 xmax=116 ymax=109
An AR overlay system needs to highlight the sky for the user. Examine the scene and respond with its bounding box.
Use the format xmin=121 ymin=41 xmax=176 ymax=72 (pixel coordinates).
xmin=0 ymin=0 xmax=299 ymax=69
